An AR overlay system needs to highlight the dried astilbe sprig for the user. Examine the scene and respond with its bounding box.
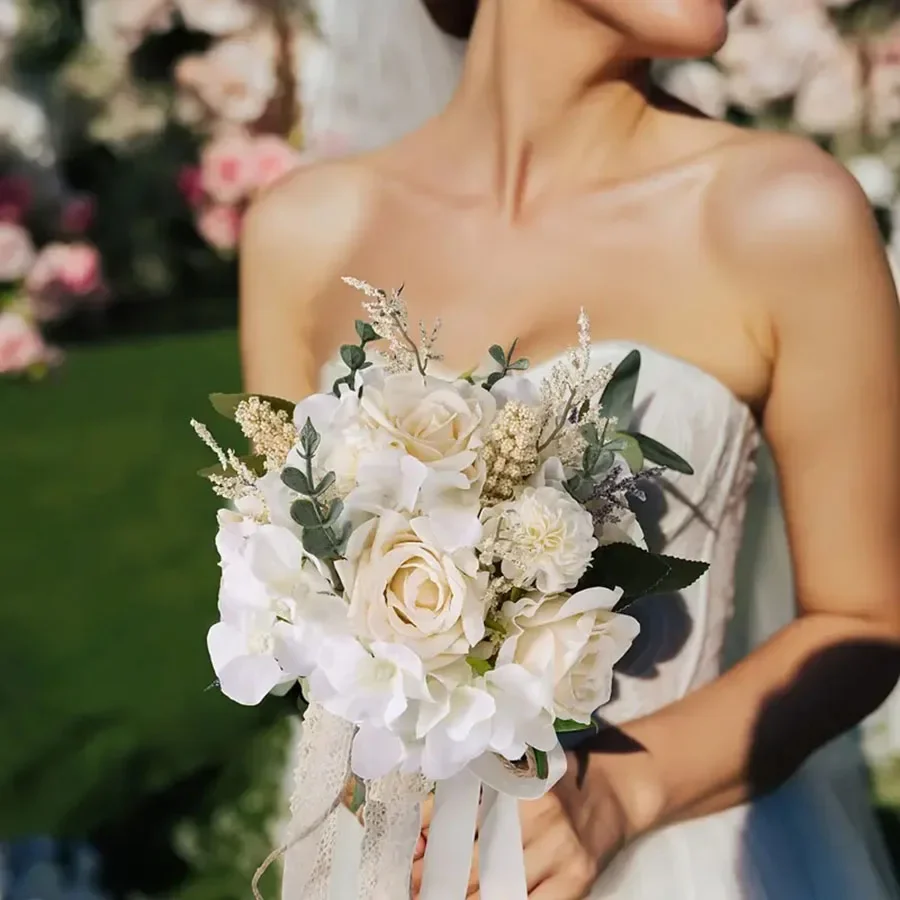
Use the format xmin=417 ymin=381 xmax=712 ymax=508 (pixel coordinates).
xmin=481 ymin=402 xmax=541 ymax=503
xmin=537 ymin=309 xmax=613 ymax=452
xmin=588 ymin=466 xmax=663 ymax=529
xmin=191 ymin=419 xmax=262 ymax=503
xmin=234 ymin=396 xmax=298 ymax=471
xmin=342 ymin=277 xmax=442 ymax=375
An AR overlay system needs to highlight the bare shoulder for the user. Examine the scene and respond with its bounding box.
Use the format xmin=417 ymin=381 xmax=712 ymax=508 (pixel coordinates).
xmin=242 ymin=154 xmax=380 ymax=294
xmin=707 ymin=131 xmax=880 ymax=277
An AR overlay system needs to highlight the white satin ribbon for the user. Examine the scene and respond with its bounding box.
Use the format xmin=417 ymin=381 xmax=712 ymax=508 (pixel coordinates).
xmin=419 ymin=747 xmax=568 ymax=900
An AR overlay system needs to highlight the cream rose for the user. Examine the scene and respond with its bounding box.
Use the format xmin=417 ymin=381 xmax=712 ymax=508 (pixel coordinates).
xmin=498 ymin=588 xmax=639 ymax=723
xmin=336 ymin=509 xmax=487 ymax=662
xmin=358 ymin=373 xmax=496 ymax=505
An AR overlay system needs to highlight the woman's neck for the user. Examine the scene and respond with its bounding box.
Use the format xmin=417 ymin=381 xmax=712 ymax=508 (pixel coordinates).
xmin=445 ymin=0 xmax=655 ymax=218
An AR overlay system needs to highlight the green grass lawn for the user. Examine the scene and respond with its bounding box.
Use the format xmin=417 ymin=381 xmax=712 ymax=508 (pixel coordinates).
xmin=0 ymin=329 xmax=287 ymax=898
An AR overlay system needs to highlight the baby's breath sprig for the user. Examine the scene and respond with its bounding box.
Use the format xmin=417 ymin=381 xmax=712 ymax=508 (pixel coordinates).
xmin=281 ymin=418 xmax=348 ymax=586
xmin=342 ymin=277 xmax=441 ymax=376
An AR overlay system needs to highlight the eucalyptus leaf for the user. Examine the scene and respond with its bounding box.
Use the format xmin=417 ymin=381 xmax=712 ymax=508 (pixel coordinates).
xmin=507 ymin=358 xmax=530 ymax=371
xmin=209 ymin=392 xmax=295 ymax=422
xmin=312 ymin=471 xmax=336 ymax=497
xmin=507 ymin=338 xmax=519 ymax=360
xmin=599 ymin=350 xmax=641 ymax=428
xmin=489 ymin=344 xmax=507 ymax=367
xmin=340 ymin=344 xmax=366 ymax=371
xmin=581 ymin=423 xmax=601 ymax=447
xmin=483 ymin=371 xmax=505 ymax=391
xmin=355 ymin=320 xmax=380 ymax=344
xmin=626 ymin=431 xmax=694 ymax=475
xmin=582 ymin=443 xmax=602 ymax=475
xmin=299 ymin=418 xmax=321 ymax=457
xmin=565 ymin=473 xmax=594 ymax=504
xmin=324 ymin=499 xmax=344 ymax=527
xmin=302 ymin=527 xmax=335 ymax=560
xmin=335 ymin=522 xmax=353 ymax=555
xmin=290 ymin=498 xmax=321 ymax=529
xmin=282 ymin=466 xmax=312 ymax=495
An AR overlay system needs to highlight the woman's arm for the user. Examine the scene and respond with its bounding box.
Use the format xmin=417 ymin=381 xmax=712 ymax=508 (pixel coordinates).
xmin=561 ymin=142 xmax=900 ymax=849
xmin=239 ymin=161 xmax=367 ymax=398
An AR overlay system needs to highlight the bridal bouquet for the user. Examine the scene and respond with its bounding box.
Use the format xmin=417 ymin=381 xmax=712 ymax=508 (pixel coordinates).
xmin=192 ymin=278 xmax=708 ymax=899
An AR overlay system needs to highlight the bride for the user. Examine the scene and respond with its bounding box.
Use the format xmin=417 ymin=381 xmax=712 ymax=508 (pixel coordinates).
xmin=241 ymin=0 xmax=900 ymax=896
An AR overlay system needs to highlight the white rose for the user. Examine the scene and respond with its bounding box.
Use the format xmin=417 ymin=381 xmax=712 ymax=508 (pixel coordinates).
xmin=498 ymin=588 xmax=639 ymax=724
xmin=483 ymin=486 xmax=597 ymax=593
xmin=358 ymin=373 xmax=496 ymax=506
xmin=336 ymin=509 xmax=487 ymax=662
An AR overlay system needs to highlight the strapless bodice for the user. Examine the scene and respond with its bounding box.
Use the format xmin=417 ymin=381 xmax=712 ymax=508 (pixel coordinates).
xmin=318 ymin=341 xmax=760 ymax=724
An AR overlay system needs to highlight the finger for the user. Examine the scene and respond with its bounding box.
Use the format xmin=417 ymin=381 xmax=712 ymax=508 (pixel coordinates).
xmin=466 ymin=841 xmax=481 ymax=895
xmin=414 ymin=832 xmax=426 ymax=860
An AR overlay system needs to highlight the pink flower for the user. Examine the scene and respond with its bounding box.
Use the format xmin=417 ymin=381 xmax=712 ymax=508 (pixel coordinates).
xmin=250 ymin=134 xmax=301 ymax=193
xmin=60 ymin=194 xmax=97 ymax=235
xmin=0 ymin=310 xmax=57 ymax=375
xmin=0 ymin=175 xmax=32 ymax=224
xmin=177 ymin=165 xmax=205 ymax=208
xmin=0 ymin=222 xmax=36 ymax=282
xmin=197 ymin=204 xmax=242 ymax=252
xmin=26 ymin=242 xmax=105 ymax=321
xmin=201 ymin=131 xmax=256 ymax=205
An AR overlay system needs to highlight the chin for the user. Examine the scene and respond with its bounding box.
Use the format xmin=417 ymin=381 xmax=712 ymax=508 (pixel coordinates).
xmin=583 ymin=0 xmax=730 ymax=60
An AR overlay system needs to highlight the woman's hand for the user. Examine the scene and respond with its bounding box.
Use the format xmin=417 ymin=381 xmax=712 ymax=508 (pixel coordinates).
xmin=410 ymin=759 xmax=630 ymax=899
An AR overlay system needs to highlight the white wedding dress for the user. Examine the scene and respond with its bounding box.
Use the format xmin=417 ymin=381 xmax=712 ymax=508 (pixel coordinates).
xmin=291 ymin=2 xmax=900 ymax=896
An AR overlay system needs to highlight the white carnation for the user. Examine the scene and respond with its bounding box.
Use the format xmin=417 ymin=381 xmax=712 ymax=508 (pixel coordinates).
xmin=483 ymin=486 xmax=597 ymax=593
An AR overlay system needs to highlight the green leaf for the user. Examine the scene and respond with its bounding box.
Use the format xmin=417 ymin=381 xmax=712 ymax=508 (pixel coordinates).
xmin=302 ymin=527 xmax=335 ymax=560
xmin=581 ymin=423 xmax=601 ymax=447
xmin=506 ymin=338 xmax=519 ymax=360
xmin=282 ymin=466 xmax=312 ymax=495
xmin=312 ymin=471 xmax=336 ymax=497
xmin=335 ymin=522 xmax=352 ymax=556
xmin=466 ymin=656 xmax=492 ymax=676
xmin=324 ymin=499 xmax=344 ymax=527
xmin=640 ymin=554 xmax=709 ymax=599
xmin=483 ymin=371 xmax=505 ymax=391
xmin=507 ymin=358 xmax=530 ymax=371
xmin=489 ymin=344 xmax=507 ymax=367
xmin=611 ymin=432 xmax=644 ymax=473
xmin=626 ymin=431 xmax=694 ymax=475
xmin=290 ymin=498 xmax=321 ymax=529
xmin=578 ymin=542 xmax=671 ymax=599
xmin=332 ymin=374 xmax=351 ymax=397
xmin=532 ymin=749 xmax=549 ymax=780
xmin=347 ymin=775 xmax=367 ymax=814
xmin=340 ymin=344 xmax=366 ymax=371
xmin=599 ymin=350 xmax=641 ymax=428
xmin=355 ymin=320 xmax=380 ymax=344
xmin=299 ymin=418 xmax=321 ymax=457
xmin=210 ymin=392 xmax=294 ymax=421
xmin=565 ymin=473 xmax=594 ymax=504
xmin=582 ymin=443 xmax=602 ymax=475
xmin=554 ymin=718 xmax=596 ymax=734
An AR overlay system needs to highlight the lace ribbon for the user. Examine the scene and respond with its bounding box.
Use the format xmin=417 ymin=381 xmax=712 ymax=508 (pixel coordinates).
xmin=271 ymin=704 xmax=567 ymax=899
xmin=275 ymin=702 xmax=356 ymax=900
